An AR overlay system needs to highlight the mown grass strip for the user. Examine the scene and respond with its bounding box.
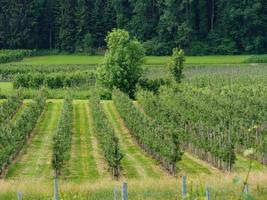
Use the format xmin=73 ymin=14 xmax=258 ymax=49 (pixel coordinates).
xmin=12 ymin=55 xmax=254 ymax=65
xmin=6 ymin=100 xmax=63 ymax=180
xmin=63 ymin=101 xmax=99 ymax=182
xmin=102 ymin=101 xmax=165 ymax=179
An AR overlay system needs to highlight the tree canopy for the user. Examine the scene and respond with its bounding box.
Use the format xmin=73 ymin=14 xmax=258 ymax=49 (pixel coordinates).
xmin=97 ymin=29 xmax=144 ymax=97
xmin=0 ymin=0 xmax=266 ymax=55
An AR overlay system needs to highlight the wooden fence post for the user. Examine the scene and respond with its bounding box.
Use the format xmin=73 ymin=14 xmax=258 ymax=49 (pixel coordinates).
xmin=244 ymin=184 xmax=249 ymax=195
xmin=54 ymin=176 xmax=60 ymax=200
xmin=122 ymin=182 xmax=127 ymax=200
xmin=17 ymin=191 xmax=22 ymax=200
xmin=181 ymin=176 xmax=187 ymax=199
xmin=114 ymin=187 xmax=118 ymax=200
xmin=206 ymin=186 xmax=210 ymax=200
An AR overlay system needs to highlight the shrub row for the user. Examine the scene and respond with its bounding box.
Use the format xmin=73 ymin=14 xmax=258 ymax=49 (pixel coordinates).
xmin=0 ymin=49 xmax=35 ymax=64
xmin=0 ymin=90 xmax=47 ymax=174
xmin=0 ymin=91 xmax=23 ymax=124
xmin=0 ymin=64 xmax=96 ymax=80
xmin=52 ymin=95 xmax=73 ymax=175
xmin=112 ymin=89 xmax=182 ymax=174
xmin=89 ymin=94 xmax=122 ymax=177
xmin=14 ymin=71 xmax=96 ymax=89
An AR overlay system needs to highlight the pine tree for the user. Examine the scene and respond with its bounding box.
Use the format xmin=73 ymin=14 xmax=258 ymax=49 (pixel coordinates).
xmin=58 ymin=0 xmax=77 ymax=52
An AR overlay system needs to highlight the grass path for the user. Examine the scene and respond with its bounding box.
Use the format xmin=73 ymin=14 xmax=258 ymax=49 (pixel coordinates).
xmin=102 ymin=101 xmax=167 ymax=179
xmin=63 ymin=101 xmax=101 ymax=182
xmin=6 ymin=100 xmax=63 ymax=180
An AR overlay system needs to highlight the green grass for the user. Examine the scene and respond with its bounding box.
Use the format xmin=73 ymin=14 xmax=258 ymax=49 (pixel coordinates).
xmin=6 ymin=100 xmax=63 ymax=180
xmin=0 ymin=82 xmax=13 ymax=96
xmin=63 ymin=101 xmax=100 ymax=182
xmin=234 ymin=155 xmax=267 ymax=172
xmin=10 ymin=55 xmax=254 ymax=65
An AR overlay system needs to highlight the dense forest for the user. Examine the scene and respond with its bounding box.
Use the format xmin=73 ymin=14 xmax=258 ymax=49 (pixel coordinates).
xmin=0 ymin=0 xmax=267 ymax=55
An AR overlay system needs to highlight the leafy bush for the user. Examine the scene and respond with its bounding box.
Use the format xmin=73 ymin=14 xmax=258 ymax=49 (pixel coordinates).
xmin=0 ymin=49 xmax=35 ymax=64
xmin=244 ymin=55 xmax=267 ymax=63
xmin=138 ymin=78 xmax=170 ymax=94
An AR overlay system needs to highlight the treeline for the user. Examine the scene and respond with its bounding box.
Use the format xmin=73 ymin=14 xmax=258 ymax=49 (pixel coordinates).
xmin=0 ymin=1 xmax=267 ymax=55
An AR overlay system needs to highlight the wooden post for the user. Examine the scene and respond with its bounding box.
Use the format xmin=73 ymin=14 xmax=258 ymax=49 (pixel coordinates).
xmin=206 ymin=186 xmax=210 ymax=200
xmin=54 ymin=176 xmax=60 ymax=200
xmin=244 ymin=184 xmax=249 ymax=195
xmin=122 ymin=182 xmax=127 ymax=200
xmin=181 ymin=176 xmax=187 ymax=199
xmin=17 ymin=191 xmax=22 ymax=200
xmin=114 ymin=187 xmax=118 ymax=200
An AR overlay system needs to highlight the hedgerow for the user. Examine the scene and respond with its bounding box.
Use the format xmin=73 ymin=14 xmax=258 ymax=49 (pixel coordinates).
xmin=89 ymin=95 xmax=122 ymax=177
xmin=52 ymin=95 xmax=73 ymax=175
xmin=14 ymin=71 xmax=96 ymax=89
xmin=0 ymin=89 xmax=47 ymax=174
xmin=113 ymin=89 xmax=182 ymax=174
xmin=0 ymin=91 xmax=23 ymax=124
xmin=0 ymin=49 xmax=34 ymax=64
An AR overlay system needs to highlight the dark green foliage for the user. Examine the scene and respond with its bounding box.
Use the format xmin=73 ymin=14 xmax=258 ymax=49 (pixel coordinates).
xmin=52 ymin=95 xmax=73 ymax=174
xmin=113 ymin=89 xmax=183 ymax=174
xmin=136 ymin=87 xmax=236 ymax=171
xmin=89 ymin=94 xmax=122 ymax=177
xmin=97 ymin=29 xmax=144 ymax=98
xmin=138 ymin=78 xmax=170 ymax=94
xmin=14 ymin=71 xmax=96 ymax=89
xmin=0 ymin=91 xmax=23 ymax=124
xmin=0 ymin=90 xmax=47 ymax=173
xmin=0 ymin=64 xmax=96 ymax=80
xmin=169 ymin=48 xmax=185 ymax=83
xmin=0 ymin=50 xmax=34 ymax=64
xmin=1 ymin=0 xmax=266 ymax=54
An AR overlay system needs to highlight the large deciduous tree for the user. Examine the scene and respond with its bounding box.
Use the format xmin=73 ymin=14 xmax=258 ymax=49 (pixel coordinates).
xmin=97 ymin=29 xmax=144 ymax=98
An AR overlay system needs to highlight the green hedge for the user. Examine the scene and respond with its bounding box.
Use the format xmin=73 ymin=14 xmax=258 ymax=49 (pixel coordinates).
xmin=0 ymin=49 xmax=35 ymax=64
xmin=14 ymin=71 xmax=96 ymax=89
xmin=0 ymin=89 xmax=47 ymax=173
xmin=89 ymin=94 xmax=122 ymax=177
xmin=52 ymin=95 xmax=73 ymax=175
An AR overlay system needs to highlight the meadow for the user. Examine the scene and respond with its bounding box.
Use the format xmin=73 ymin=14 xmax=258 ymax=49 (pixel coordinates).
xmin=0 ymin=54 xmax=267 ymax=199
xmin=10 ymin=54 xmax=260 ymax=65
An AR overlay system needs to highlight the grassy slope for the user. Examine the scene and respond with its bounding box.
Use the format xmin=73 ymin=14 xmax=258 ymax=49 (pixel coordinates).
xmin=102 ymin=101 xmax=167 ymax=179
xmin=63 ymin=100 xmax=101 ymax=182
xmin=11 ymin=55 xmax=253 ymax=65
xmin=6 ymin=100 xmax=63 ymax=180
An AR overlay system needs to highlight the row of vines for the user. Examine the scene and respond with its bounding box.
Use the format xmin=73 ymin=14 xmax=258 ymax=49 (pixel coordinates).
xmin=52 ymin=96 xmax=73 ymax=175
xmin=136 ymin=76 xmax=267 ymax=170
xmin=0 ymin=90 xmax=47 ymax=175
xmin=112 ymin=89 xmax=183 ymax=174
xmin=89 ymin=95 xmax=122 ymax=177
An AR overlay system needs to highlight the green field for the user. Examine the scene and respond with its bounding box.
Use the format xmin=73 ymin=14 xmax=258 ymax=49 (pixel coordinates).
xmin=10 ymin=55 xmax=255 ymax=65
